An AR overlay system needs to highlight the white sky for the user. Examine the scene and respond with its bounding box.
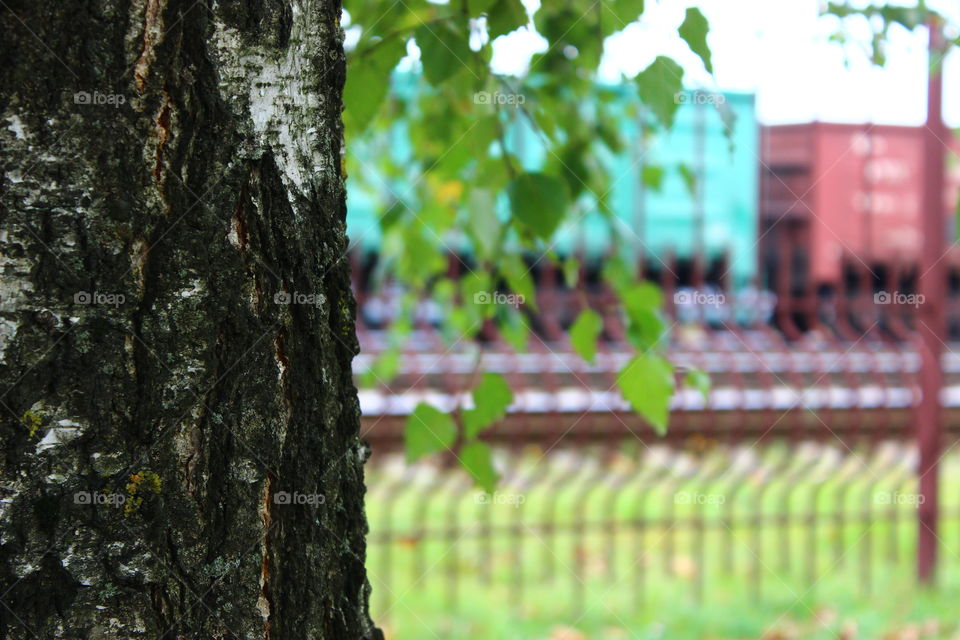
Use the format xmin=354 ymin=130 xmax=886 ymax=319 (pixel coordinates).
xmin=487 ymin=0 xmax=960 ymax=126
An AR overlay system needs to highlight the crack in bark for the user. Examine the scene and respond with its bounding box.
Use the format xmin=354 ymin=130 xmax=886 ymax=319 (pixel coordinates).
xmin=230 ymin=197 xmax=250 ymax=253
xmin=152 ymin=89 xmax=173 ymax=194
xmin=134 ymin=0 xmax=166 ymax=94
xmin=258 ymin=474 xmax=275 ymax=639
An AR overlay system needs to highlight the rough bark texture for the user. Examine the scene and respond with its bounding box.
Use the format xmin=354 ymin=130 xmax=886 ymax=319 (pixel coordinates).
xmin=0 ymin=1 xmax=380 ymax=638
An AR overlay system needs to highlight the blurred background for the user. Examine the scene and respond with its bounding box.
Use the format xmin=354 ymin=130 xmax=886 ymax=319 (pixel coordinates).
xmin=345 ymin=1 xmax=960 ymax=637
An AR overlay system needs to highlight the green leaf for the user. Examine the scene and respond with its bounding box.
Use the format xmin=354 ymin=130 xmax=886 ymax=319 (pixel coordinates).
xmin=379 ymin=200 xmax=406 ymax=231
xmin=622 ymin=281 xmax=663 ymax=312
xmin=499 ymin=309 xmax=530 ymax=352
xmin=460 ymin=441 xmax=499 ymax=492
xmin=716 ymin=99 xmax=737 ymax=145
xmin=627 ymin=311 xmax=666 ymax=351
xmin=678 ymin=163 xmax=697 ymax=196
xmin=508 ymin=172 xmax=569 ymax=239
xmin=635 ymin=56 xmax=684 ymax=129
xmin=346 ymin=0 xmax=430 ymax=37
xmin=462 ymin=271 xmax=495 ymax=324
xmin=595 ymin=118 xmax=623 ymax=152
xmin=470 ymin=0 xmax=499 ymax=14
xmin=432 ymin=278 xmax=457 ymax=306
xmin=395 ymin=223 xmax=446 ymax=285
xmin=557 ymin=140 xmax=590 ymax=198
xmin=600 ymin=0 xmax=645 ymax=35
xmin=501 ymin=254 xmax=536 ymax=311
xmin=621 ymin=282 xmax=666 ymax=352
xmin=464 ymin=373 xmax=513 ymax=438
xmin=602 ymin=254 xmax=635 ymax=296
xmin=444 ymin=306 xmax=474 ymax=343
xmin=466 ymin=189 xmax=499 ymax=260
xmin=344 ymin=38 xmax=407 ymax=133
xmin=361 ymin=348 xmax=400 ymax=387
xmin=487 ymin=0 xmax=527 ymax=39
xmin=416 ymin=22 xmax=471 ymax=85
xmin=870 ymin=32 xmax=886 ymax=66
xmin=641 ymin=166 xmax=665 ymax=190
xmin=405 ymin=403 xmax=457 ymax=462
xmin=678 ymin=8 xmax=713 ymax=74
xmin=684 ymin=368 xmax=711 ymax=402
xmin=534 ymin=8 xmax=602 ymax=69
xmin=570 ymin=309 xmax=603 ymax=364
xmin=626 ymin=313 xmax=666 ymax=352
xmin=617 ymin=355 xmax=675 ymax=435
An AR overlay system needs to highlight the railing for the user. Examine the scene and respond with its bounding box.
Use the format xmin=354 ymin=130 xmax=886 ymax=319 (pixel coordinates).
xmin=352 ymin=253 xmax=960 ymax=628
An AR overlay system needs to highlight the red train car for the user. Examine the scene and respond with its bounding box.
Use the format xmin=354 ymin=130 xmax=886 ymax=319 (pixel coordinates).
xmin=760 ymin=122 xmax=960 ymax=334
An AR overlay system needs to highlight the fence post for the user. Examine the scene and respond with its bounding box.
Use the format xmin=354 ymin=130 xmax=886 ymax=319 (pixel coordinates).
xmin=917 ymin=15 xmax=947 ymax=585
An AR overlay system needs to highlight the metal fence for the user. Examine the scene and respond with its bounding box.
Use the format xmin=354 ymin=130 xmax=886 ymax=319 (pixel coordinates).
xmin=351 ymin=250 xmax=960 ymax=625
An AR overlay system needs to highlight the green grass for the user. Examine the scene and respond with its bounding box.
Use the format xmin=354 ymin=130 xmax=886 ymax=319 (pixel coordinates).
xmin=365 ymin=443 xmax=960 ymax=639
xmin=373 ymin=576 xmax=960 ymax=639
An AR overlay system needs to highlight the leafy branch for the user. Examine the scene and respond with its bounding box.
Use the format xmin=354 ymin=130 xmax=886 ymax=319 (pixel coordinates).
xmin=344 ymin=0 xmax=720 ymax=489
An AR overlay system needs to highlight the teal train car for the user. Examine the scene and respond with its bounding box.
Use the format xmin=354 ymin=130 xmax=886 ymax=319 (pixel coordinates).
xmin=347 ymin=79 xmax=759 ymax=290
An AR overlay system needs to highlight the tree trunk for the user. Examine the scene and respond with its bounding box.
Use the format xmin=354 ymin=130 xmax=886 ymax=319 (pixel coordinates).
xmin=0 ymin=1 xmax=380 ymax=638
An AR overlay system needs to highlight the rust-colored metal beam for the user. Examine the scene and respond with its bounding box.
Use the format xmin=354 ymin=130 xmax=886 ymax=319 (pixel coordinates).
xmin=916 ymin=15 xmax=947 ymax=585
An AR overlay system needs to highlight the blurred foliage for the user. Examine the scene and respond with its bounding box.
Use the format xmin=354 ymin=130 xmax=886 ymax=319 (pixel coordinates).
xmin=341 ymin=0 xmax=720 ymax=485
xmin=822 ymin=2 xmax=957 ymax=66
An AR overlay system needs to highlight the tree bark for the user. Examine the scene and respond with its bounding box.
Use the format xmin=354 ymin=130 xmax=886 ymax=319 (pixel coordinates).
xmin=0 ymin=1 xmax=380 ymax=638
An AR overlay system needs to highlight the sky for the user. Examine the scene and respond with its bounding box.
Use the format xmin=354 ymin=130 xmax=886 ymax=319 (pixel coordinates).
xmin=485 ymin=0 xmax=960 ymax=126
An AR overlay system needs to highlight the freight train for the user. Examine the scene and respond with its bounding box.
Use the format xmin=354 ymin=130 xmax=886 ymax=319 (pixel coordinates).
xmin=346 ymin=75 xmax=960 ymax=337
xmin=760 ymin=123 xmax=960 ymax=336
xmin=347 ymin=79 xmax=761 ymax=326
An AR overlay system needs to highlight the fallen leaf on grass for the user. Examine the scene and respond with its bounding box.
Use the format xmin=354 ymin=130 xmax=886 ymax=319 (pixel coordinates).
xmin=548 ymin=625 xmax=587 ymax=640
